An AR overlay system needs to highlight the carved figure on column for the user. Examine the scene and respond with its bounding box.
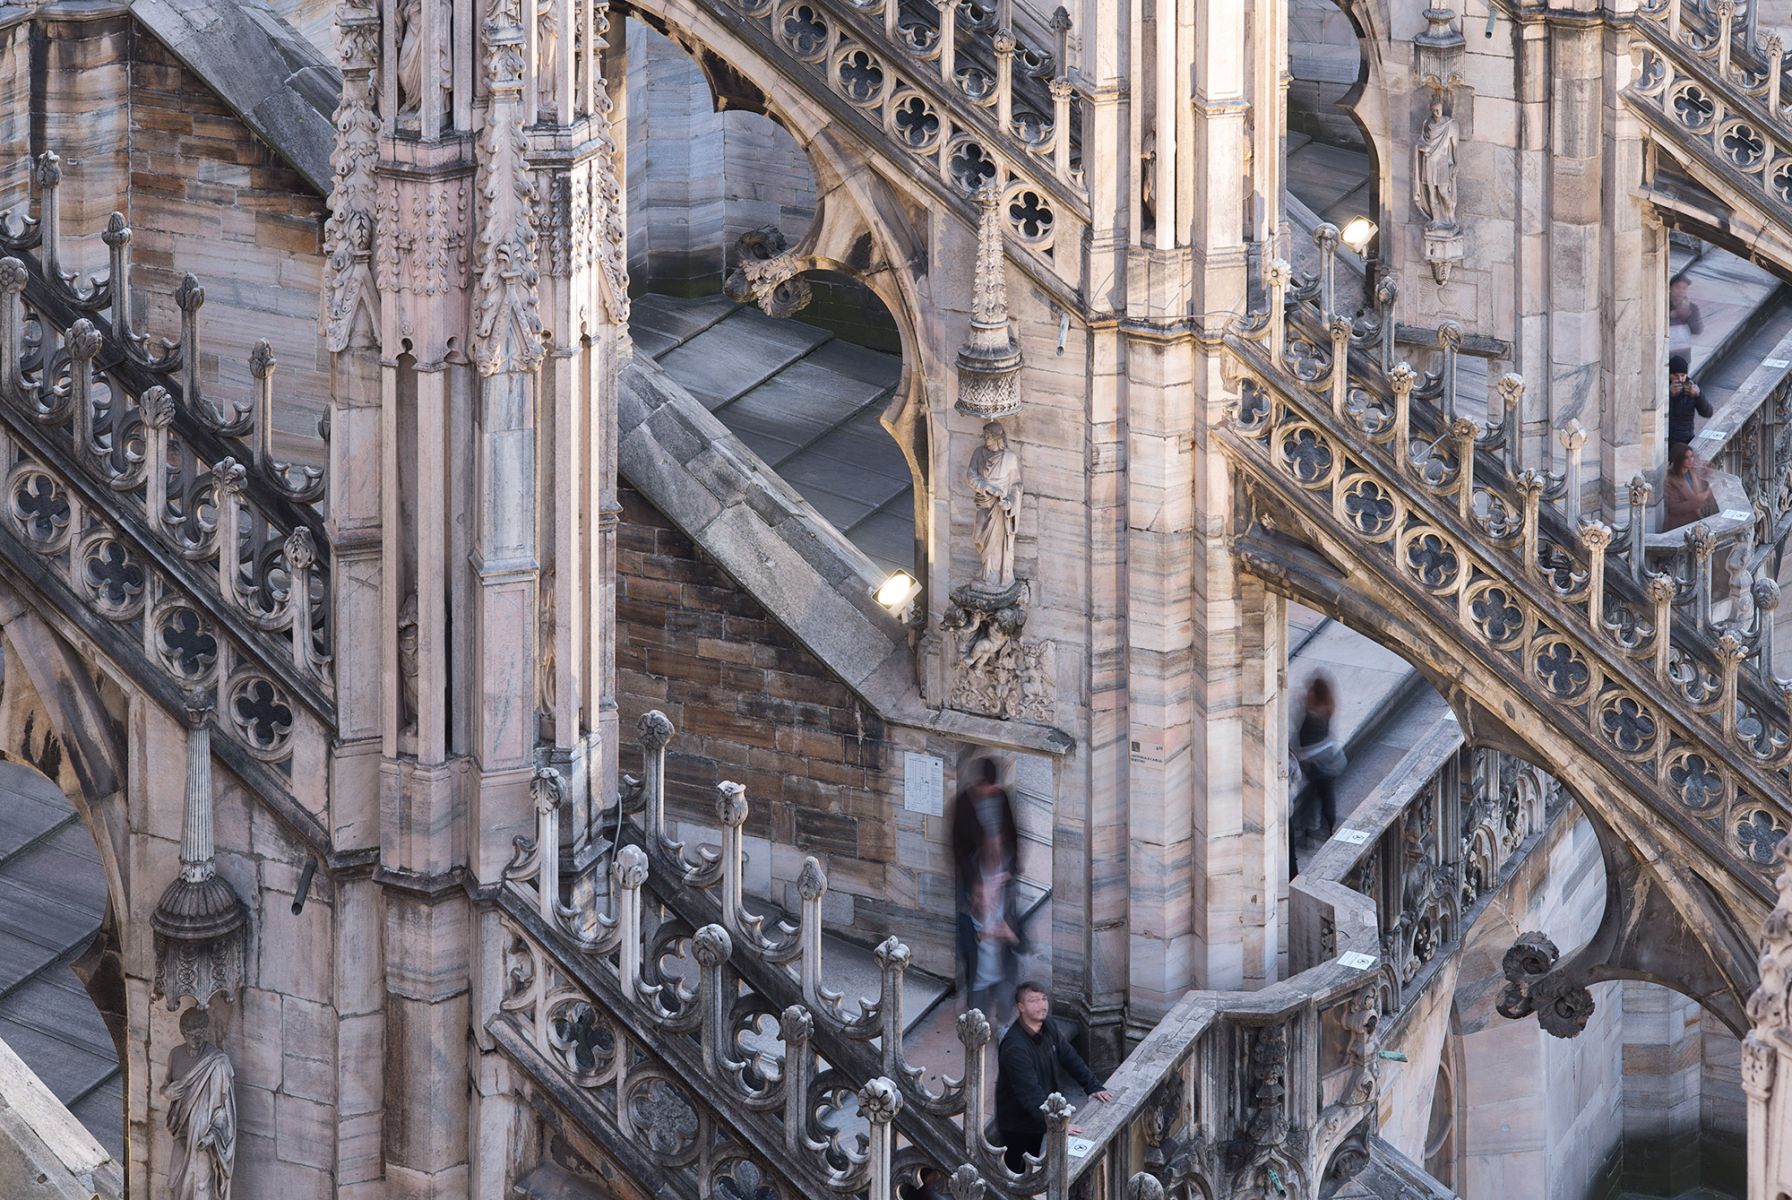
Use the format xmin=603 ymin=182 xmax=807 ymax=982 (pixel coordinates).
xmin=969 ymin=421 xmax=1022 ymax=593
xmin=398 ymin=593 xmax=420 ymax=735
xmin=162 ymin=1006 xmax=237 ymax=1200
xmin=474 ymin=0 xmax=547 ymax=374
xmin=537 ymin=3 xmax=560 ymax=119
xmin=396 ymin=0 xmax=425 ymax=116
xmin=1413 ymin=92 xmax=1459 ymax=228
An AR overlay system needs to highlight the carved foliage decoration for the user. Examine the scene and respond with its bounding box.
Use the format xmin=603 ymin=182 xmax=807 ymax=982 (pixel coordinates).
xmin=473 ymin=0 xmax=546 ymax=375
xmin=322 ymin=0 xmax=382 ymax=352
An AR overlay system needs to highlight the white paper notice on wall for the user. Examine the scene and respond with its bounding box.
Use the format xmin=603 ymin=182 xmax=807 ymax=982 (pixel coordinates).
xmin=1720 ymin=509 xmax=1753 ymax=522
xmin=1334 ymin=828 xmax=1372 ymax=845
xmin=1067 ymin=1137 xmax=1096 ymax=1160
xmin=1765 ymin=358 xmax=1791 ymax=369
xmin=903 ymin=752 xmax=945 ymax=817
xmin=1338 ymin=951 xmax=1377 ymax=971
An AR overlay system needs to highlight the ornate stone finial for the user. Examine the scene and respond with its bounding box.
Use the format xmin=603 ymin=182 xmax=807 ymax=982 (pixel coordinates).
xmin=874 ymin=935 xmax=912 ymax=974
xmin=472 ymin=3 xmax=546 ymax=376
xmin=858 ymin=1077 xmax=903 ymax=1124
xmin=613 ymin=843 xmax=648 ymax=889
xmin=1437 ymin=319 xmax=1463 ymax=352
xmin=1312 ymin=221 xmax=1340 ymax=253
xmin=1375 ymin=272 xmax=1399 ymax=308
xmin=955 ymin=182 xmax=1023 ymax=419
xmin=102 ymin=209 xmax=130 ymax=248
xmin=797 ymin=856 xmax=827 ymax=900
xmin=949 ymin=1164 xmax=988 ymax=1200
xmin=0 ymin=257 xmax=25 ymax=293
xmin=175 ymin=273 xmax=205 ymax=313
xmin=780 ymin=1004 xmax=813 ymax=1044
xmin=1646 ymin=572 xmax=1679 ymax=605
xmin=152 ymin=692 xmax=248 ymax=1012
xmin=957 ymin=1007 xmax=992 ymax=1048
xmin=1716 ymin=630 xmax=1749 ymax=665
xmin=33 ymin=150 xmax=60 ymax=190
xmin=249 ymin=340 xmax=277 ymax=379
xmin=1768 ymin=33 xmax=1784 ymax=62
xmin=1559 ymin=418 xmax=1587 ymax=453
xmin=64 ymin=318 xmax=102 ymax=364
xmin=284 ymin=528 xmax=317 ymax=572
xmin=1685 ymin=519 xmax=1716 ymax=561
xmin=143 ymin=386 xmax=177 ymax=429
xmin=1042 ymin=1091 xmax=1075 ymax=1128
xmin=322 ymin=0 xmax=381 ymax=353
xmin=1753 ymin=577 xmax=1781 ymax=615
xmin=1049 ymin=5 xmax=1071 ymax=32
xmin=1628 ymin=474 xmax=1653 ymax=507
xmin=1578 ymin=519 xmax=1613 ymax=552
xmin=162 ymin=1006 xmax=237 ymax=1198
xmin=715 ymin=780 xmax=748 ymax=828
xmin=692 ymin=923 xmax=733 ymax=968
xmin=532 ymin=764 xmax=566 ymax=815
xmin=1124 ymin=1174 xmax=1168 ymax=1200
xmin=1388 ymin=361 xmax=1418 ymax=394
xmin=637 ymin=709 xmax=674 ymax=749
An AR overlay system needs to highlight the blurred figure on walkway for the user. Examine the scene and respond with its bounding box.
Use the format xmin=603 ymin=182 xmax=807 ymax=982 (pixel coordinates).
xmin=1291 ymin=673 xmax=1346 ymax=875
xmin=1663 ymin=443 xmax=1715 ymax=531
xmin=994 ymin=982 xmax=1111 ymax=1173
xmin=1667 ymin=353 xmax=1713 ymax=455
xmin=952 ymin=758 xmax=1023 ymax=1024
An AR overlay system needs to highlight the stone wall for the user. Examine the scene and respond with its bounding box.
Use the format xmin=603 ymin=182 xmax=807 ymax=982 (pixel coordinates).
xmin=624 ymin=21 xmax=815 ymax=297
xmin=1618 ymin=982 xmax=1747 ymax=1197
xmin=615 ymin=480 xmax=969 ymax=967
xmin=126 ymin=24 xmax=331 ymax=466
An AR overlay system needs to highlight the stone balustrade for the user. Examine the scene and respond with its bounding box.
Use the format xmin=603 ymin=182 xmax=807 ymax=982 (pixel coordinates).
xmin=488 ymin=708 xmax=1558 ymax=1198
xmin=1224 ymin=235 xmax=1791 ymax=900
xmin=0 ymin=153 xmax=334 ymax=780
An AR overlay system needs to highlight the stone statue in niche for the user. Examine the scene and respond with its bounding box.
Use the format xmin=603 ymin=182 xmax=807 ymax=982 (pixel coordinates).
xmin=537 ymin=3 xmax=560 ymax=116
xmin=940 ymin=419 xmax=1054 ymax=721
xmin=969 ymin=420 xmax=1023 ymax=594
xmin=162 ymin=1005 xmax=237 ymax=1200
xmin=395 ymin=0 xmax=451 ymax=122
xmin=1413 ymin=92 xmax=1460 ymax=228
xmin=398 ymin=593 xmax=420 ymax=735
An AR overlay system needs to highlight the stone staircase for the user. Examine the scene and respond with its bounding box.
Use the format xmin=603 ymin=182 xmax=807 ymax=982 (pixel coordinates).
xmin=0 ymin=762 xmax=119 ymax=1157
xmin=630 ymin=292 xmax=915 ymax=576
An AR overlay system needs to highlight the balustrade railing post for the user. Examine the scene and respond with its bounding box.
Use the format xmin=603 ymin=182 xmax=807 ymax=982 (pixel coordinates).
xmin=1518 ymin=470 xmax=1544 ymax=577
xmin=1717 ymin=631 xmax=1746 ymax=738
xmin=142 ymin=388 xmax=174 ymax=538
xmin=781 ymin=1005 xmax=814 ymax=1158
xmin=875 ymin=936 xmax=911 ymax=1078
xmin=1043 ymin=1093 xmax=1074 ymax=1200
xmin=1717 ymin=0 xmax=1734 ymax=76
xmin=0 ymin=258 xmax=23 ymax=398
xmin=532 ymin=765 xmax=564 ymax=920
xmin=33 ymin=153 xmax=64 ymax=290
xmin=66 ymin=319 xmax=99 ymax=453
xmin=1647 ymin=573 xmax=1678 ymax=681
xmin=1267 ymin=258 xmax=1290 ymax=366
xmin=252 ymin=340 xmax=279 ymax=473
xmin=1391 ymin=361 xmax=1416 ymax=470
xmin=797 ymin=856 xmax=828 ymax=1009
xmin=1049 ymin=79 xmax=1074 ymax=178
xmin=212 ymin=459 xmax=246 ymax=602
xmin=1628 ymin=476 xmax=1653 ymax=581
xmin=1377 ymin=273 xmax=1398 ymax=366
xmin=1580 ymin=521 xmax=1612 ymax=634
xmin=1330 ymin=317 xmax=1352 ymax=418
xmin=1757 ymin=579 xmax=1780 ymax=683
xmin=1125 ymin=1174 xmax=1168 ymax=1200
xmin=1453 ymin=417 xmax=1479 ymax=522
xmin=995 ymin=33 xmax=1015 ymax=134
xmin=101 ymin=214 xmax=140 ymax=358
xmin=1313 ymin=222 xmax=1340 ymax=321
xmin=639 ymin=710 xmax=673 ymax=845
xmin=286 ymin=529 xmax=317 ymax=673
xmin=716 ymin=781 xmax=747 ymax=936
xmin=884 ymin=0 xmax=899 ymax=42
xmin=1496 ymin=372 xmax=1525 ymax=477
xmin=861 ymin=1078 xmax=902 ymax=1200
xmin=1667 ymin=0 xmax=1683 ymax=34
xmin=615 ymin=844 xmax=647 ymax=998
xmin=1438 ymin=320 xmax=1462 ymax=423
xmin=1560 ymin=420 xmax=1587 ymax=526
xmin=1688 ymin=522 xmax=1716 ymax=630
xmin=958 ymin=1009 xmax=993 ymax=1156
xmin=694 ymin=924 xmax=734 ymax=1076
xmin=176 ymin=274 xmax=207 ymax=422
xmin=936 ymin=0 xmax=957 ymax=84
xmin=1769 ymin=35 xmax=1784 ymax=113
xmin=950 ymin=1164 xmax=988 ymax=1199
xmin=1051 ymin=6 xmax=1072 ymax=75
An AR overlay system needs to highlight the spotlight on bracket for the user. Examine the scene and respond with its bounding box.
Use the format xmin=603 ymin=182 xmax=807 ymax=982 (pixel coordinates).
xmin=1340 ymin=216 xmax=1378 ymax=256
xmin=873 ymin=570 xmax=921 ymax=616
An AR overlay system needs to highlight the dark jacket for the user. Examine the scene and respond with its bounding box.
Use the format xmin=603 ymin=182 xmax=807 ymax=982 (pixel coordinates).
xmin=1668 ymin=384 xmax=1713 ymax=446
xmin=994 ymin=1017 xmax=1103 ymax=1141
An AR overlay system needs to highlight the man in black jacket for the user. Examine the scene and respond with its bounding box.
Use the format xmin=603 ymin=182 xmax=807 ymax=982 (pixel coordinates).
xmin=1667 ymin=353 xmax=1713 ymax=454
xmin=994 ymin=981 xmax=1111 ymax=1171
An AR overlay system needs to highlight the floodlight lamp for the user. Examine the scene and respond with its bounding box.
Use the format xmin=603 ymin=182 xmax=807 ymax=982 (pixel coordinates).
xmin=874 ymin=571 xmax=921 ymax=614
xmin=1340 ymin=216 xmax=1377 ymax=255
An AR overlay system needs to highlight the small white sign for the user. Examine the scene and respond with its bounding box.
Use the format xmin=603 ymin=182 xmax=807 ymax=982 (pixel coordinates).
xmin=903 ymin=752 xmax=945 ymax=817
xmin=1697 ymin=429 xmax=1725 ymax=441
xmin=1720 ymin=509 xmax=1753 ymax=522
xmin=1067 ymin=1137 xmax=1096 ymax=1160
xmin=1339 ymin=951 xmax=1378 ymax=971
xmin=1334 ymin=828 xmax=1372 ymax=845
xmin=1765 ymin=358 xmax=1791 ymax=369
